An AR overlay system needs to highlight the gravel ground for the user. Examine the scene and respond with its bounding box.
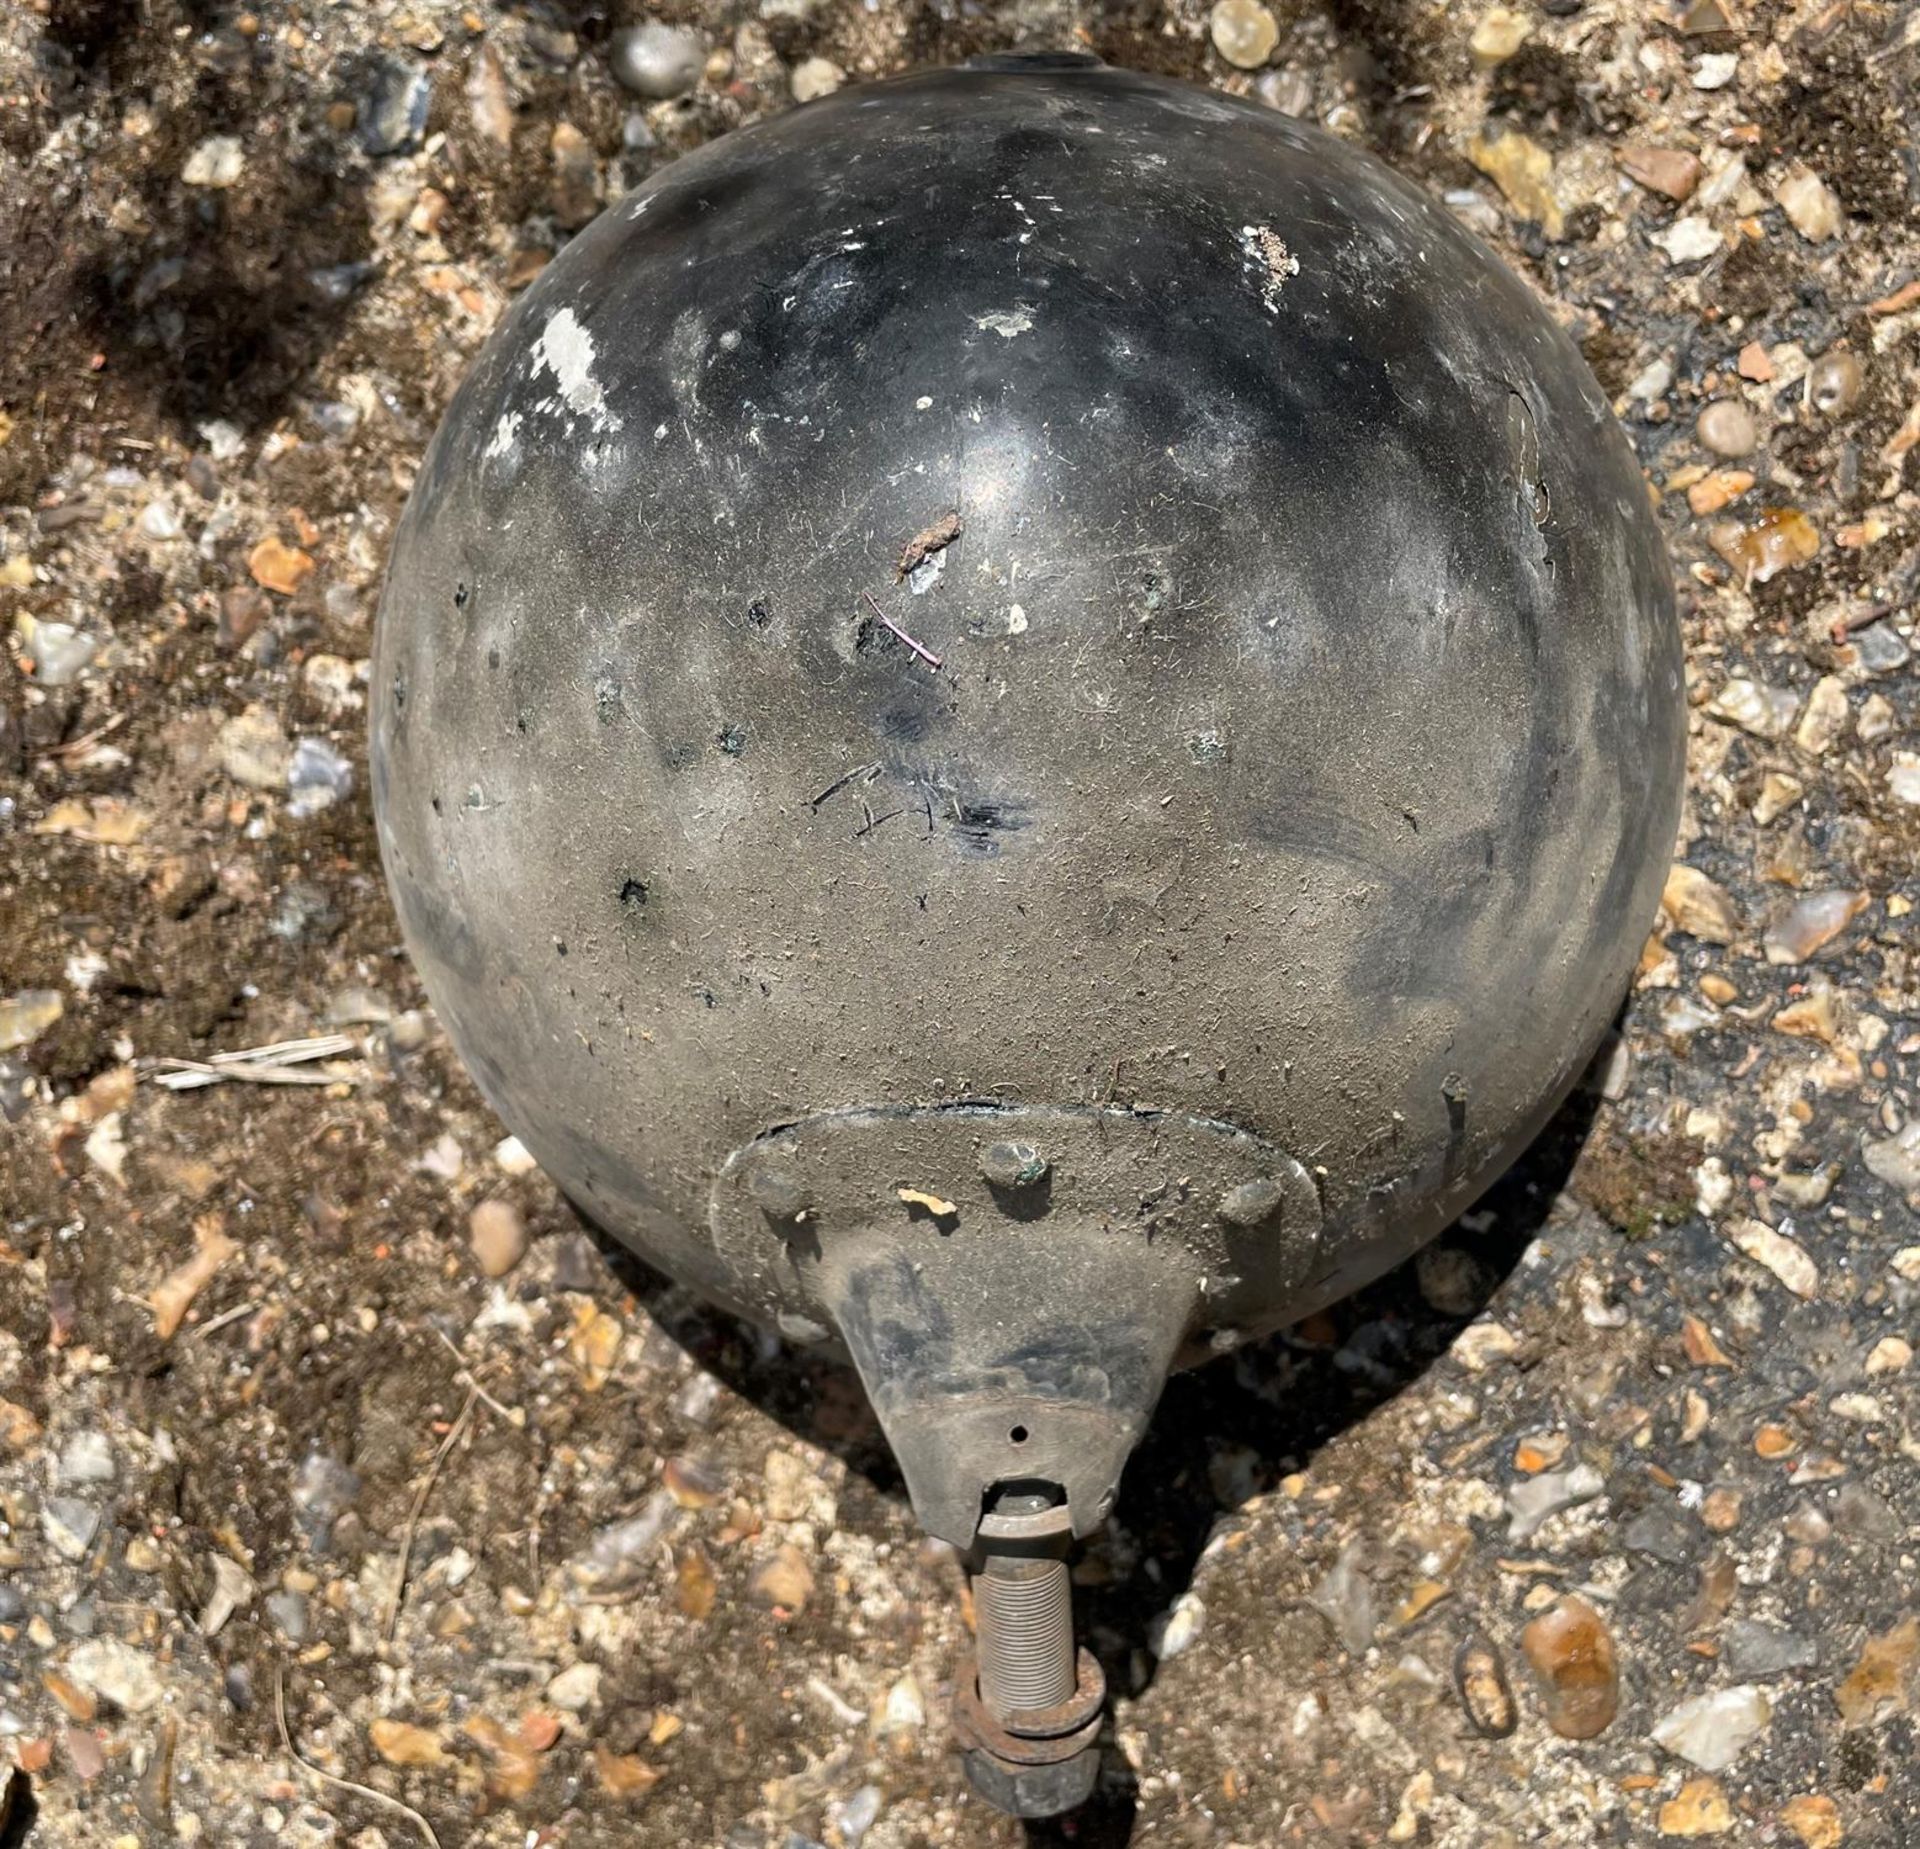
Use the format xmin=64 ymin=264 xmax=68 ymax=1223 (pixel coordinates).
xmin=2 ymin=0 xmax=1918 ymax=1844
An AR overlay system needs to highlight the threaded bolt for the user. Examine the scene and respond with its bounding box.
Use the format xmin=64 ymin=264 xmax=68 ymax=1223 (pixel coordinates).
xmin=972 ymin=1490 xmax=1076 ymax=1721
xmin=977 ymin=1555 xmax=1075 ymax=1713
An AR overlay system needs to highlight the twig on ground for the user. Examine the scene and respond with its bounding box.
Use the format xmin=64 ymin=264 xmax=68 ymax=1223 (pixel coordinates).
xmin=382 ymin=1386 xmax=481 ymax=1641
xmin=147 ymin=1033 xmax=362 ymax=1091
xmin=192 ymin=1300 xmax=260 ymax=1340
xmin=274 ymin=1664 xmax=443 ymax=1849
xmin=432 ymin=1329 xmax=528 ymax=1428
xmin=808 ymin=761 xmax=881 ymax=809
xmin=862 ymin=591 xmax=944 ymax=669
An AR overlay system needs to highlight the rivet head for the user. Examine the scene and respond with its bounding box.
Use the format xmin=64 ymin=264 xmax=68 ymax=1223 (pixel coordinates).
xmin=981 ymin=1140 xmax=1049 ymax=1190
xmin=1219 ymin=1177 xmax=1286 ymax=1228
xmin=747 ymin=1165 xmax=810 ymax=1221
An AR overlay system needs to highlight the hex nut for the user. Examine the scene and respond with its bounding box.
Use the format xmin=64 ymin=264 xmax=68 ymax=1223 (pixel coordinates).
xmin=960 ymin=1741 xmax=1100 ymax=1818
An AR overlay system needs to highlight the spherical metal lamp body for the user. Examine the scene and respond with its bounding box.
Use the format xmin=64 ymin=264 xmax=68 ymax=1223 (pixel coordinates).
xmin=372 ymin=53 xmax=1679 ymax=1611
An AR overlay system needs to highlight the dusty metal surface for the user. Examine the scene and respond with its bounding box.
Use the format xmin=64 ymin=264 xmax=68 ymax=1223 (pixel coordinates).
xmin=372 ymin=58 xmax=1685 ymax=1380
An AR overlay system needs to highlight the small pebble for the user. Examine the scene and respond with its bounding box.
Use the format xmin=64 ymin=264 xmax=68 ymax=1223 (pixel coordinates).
xmin=58 ymin=1432 xmax=115 ymax=1486
xmin=1306 ymin=1541 xmax=1374 ymax=1654
xmin=468 ymin=1199 xmax=529 ymax=1278
xmin=1659 ymin=1777 xmax=1734 ymax=1837
xmin=290 ymin=1451 xmax=362 ymax=1551
xmin=570 ymin=1491 xmax=677 ymax=1600
xmin=66 ymin=1639 xmax=165 ymax=1713
xmin=662 ymin=1453 xmax=727 ymax=1508
xmin=1654 ymin=216 xmax=1722 ymax=265
xmin=360 ymin=59 xmax=432 ymax=155
xmin=609 ymin=22 xmax=706 ymax=100
xmin=1725 ymin=1217 xmax=1819 ymax=1299
xmin=546 ymin=1662 xmax=602 ymax=1711
xmin=828 ymin=1785 xmax=883 ymax=1846
xmin=1210 ymin=0 xmax=1280 ymax=69
xmin=1416 ymin=1245 xmax=1485 ymax=1316
xmin=1469 ymin=6 xmax=1531 ymax=68
xmin=1782 ymin=1796 xmax=1844 ymax=1849
xmin=1723 ymin=1619 xmax=1817 ymax=1677
xmin=1625 ymin=1502 xmax=1694 ymax=1565
xmin=1852 ymin=622 xmax=1910 ymax=677
xmin=182 ymin=135 xmax=245 ymax=188
xmin=1454 ymin=1633 xmax=1518 ymax=1737
xmin=1863 ymin=1122 xmax=1920 ymax=1198
xmin=287 ymin=737 xmax=354 ymax=817
xmin=550 ymin=121 xmax=600 ymax=229
xmin=198 ymin=1556 xmax=254 ymax=1637
xmin=1619 ymin=145 xmax=1702 ymax=201
xmin=1520 ymin=1595 xmax=1620 ymax=1739
xmin=1805 ymin=350 xmax=1862 ymax=416
xmin=1150 ymin=1590 xmax=1206 ymax=1660
xmin=1696 ymin=400 xmax=1757 ymax=458
xmin=266 ymin=1590 xmax=310 ymax=1643
xmin=1507 ymin=1463 xmax=1604 ymax=1541
xmin=0 ymin=989 xmax=64 ymax=1053
xmin=749 ymin=1543 xmax=816 ymax=1613
xmin=1706 ymin=677 xmax=1797 ymax=740
xmin=1762 ymin=890 xmax=1869 ymax=965
xmin=1773 ymin=166 xmax=1843 ymax=242
xmin=1652 ymin=1684 xmax=1771 ymax=1771
xmin=22 ymin=620 xmax=99 ymax=687
xmin=1794 ymin=675 xmax=1849 ymax=756
xmin=64 ymin=1726 xmax=105 ymax=1781
xmin=791 ymin=57 xmax=844 ymax=103
xmin=880 ymin=1672 xmax=925 ymax=1737
xmin=215 ymin=706 xmax=293 ymax=791
xmin=1256 ymin=69 xmax=1313 ymax=115
xmin=42 ymin=1498 xmax=101 ymax=1561
xmin=467 ymin=43 xmax=514 ymax=145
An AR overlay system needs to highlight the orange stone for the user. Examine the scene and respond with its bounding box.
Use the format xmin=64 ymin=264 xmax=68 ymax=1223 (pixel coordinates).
xmin=1683 ymin=1316 xmax=1734 ymax=1368
xmin=1781 ymin=1794 xmax=1844 ymax=1847
xmin=1520 ymin=1595 xmax=1620 ymax=1739
xmin=1660 ymin=1776 xmax=1734 ymax=1835
xmin=594 ymin=1745 xmax=662 ymax=1798
xmin=1515 ymin=1434 xmax=1567 ymax=1473
xmin=518 ymin=1709 xmax=563 ymax=1752
xmin=1701 ymin=1488 xmax=1743 ymax=1533
xmin=1754 ymin=1424 xmax=1798 ymax=1459
xmin=675 ymin=1546 xmax=716 ymax=1621
xmin=1835 ymin=1616 xmax=1919 ymax=1727
xmin=247 ymin=535 xmax=316 ymax=596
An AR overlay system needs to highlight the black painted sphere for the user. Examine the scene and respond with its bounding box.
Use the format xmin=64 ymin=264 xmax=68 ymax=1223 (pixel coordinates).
xmin=372 ymin=56 xmax=1682 ymax=1341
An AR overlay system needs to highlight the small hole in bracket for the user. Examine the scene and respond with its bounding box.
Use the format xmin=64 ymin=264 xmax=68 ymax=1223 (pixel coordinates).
xmin=1008 ymin=1425 xmax=1029 ymax=1445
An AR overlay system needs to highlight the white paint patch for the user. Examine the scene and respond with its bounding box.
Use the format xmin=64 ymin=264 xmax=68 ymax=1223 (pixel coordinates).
xmin=1238 ymin=225 xmax=1300 ymax=314
xmin=530 ymin=308 xmax=622 ymax=432
xmin=485 ymin=410 xmax=521 ymax=458
xmin=1006 ymin=604 xmax=1028 ymax=635
xmin=974 ymin=305 xmax=1036 ymax=340
xmin=914 ymin=395 xmax=933 ymax=411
